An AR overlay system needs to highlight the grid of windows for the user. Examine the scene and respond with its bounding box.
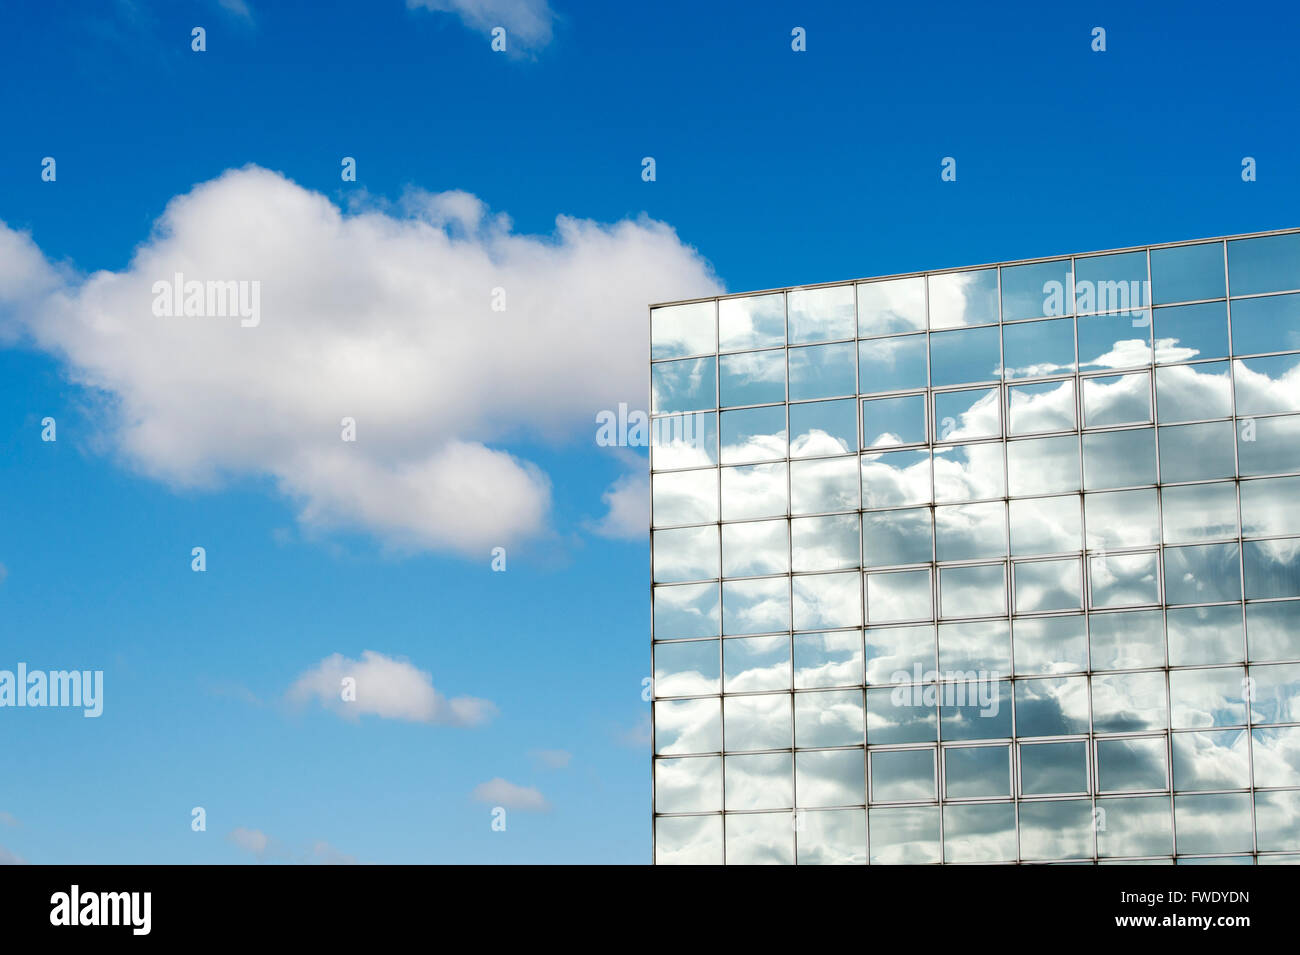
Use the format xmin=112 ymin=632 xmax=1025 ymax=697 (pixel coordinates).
xmin=649 ymin=230 xmax=1300 ymax=864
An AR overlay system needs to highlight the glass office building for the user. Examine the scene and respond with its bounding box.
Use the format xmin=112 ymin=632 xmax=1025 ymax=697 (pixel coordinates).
xmin=649 ymin=229 xmax=1300 ymax=864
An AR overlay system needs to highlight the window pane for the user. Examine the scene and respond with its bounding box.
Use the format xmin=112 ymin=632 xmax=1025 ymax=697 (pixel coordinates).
xmin=655 ymin=697 xmax=721 ymax=754
xmin=862 ymin=394 xmax=926 ymax=447
xmin=1158 ymin=420 xmax=1236 ymax=483
xmin=1234 ymin=354 xmax=1300 ymax=416
xmin=652 ymin=356 xmax=716 ymax=413
xmin=653 ymin=468 xmax=717 ymax=526
xmin=858 ymin=334 xmax=928 ymax=394
xmin=1082 ymin=427 xmax=1155 ymax=490
xmin=1008 ymin=434 xmax=1080 ymax=496
xmin=724 ymin=693 xmax=792 ymax=751
xmin=1097 ymin=737 xmax=1167 ymax=792
xmin=720 ymin=462 xmax=787 ymax=520
xmin=789 ymin=455 xmax=859 ymax=514
xmin=1172 ymin=729 xmax=1249 ymax=791
xmin=1228 ymin=232 xmax=1300 ymax=296
xmin=796 ymin=807 xmax=866 ymax=865
xmin=865 ymin=624 xmax=936 ymax=685
xmin=790 ymin=398 xmax=856 ymax=458
xmin=871 ymin=748 xmax=936 ymax=801
xmin=720 ymin=404 xmax=786 ymax=463
xmin=654 ymin=581 xmax=719 ymax=638
xmin=1002 ymin=258 xmax=1072 ymax=321
xmin=943 ymin=745 xmax=1011 ymax=798
xmin=654 ymin=639 xmax=719 ymax=697
xmin=1077 ymin=311 xmax=1152 ymax=372
xmin=788 ymin=284 xmax=855 ymax=344
xmin=866 ymin=569 xmax=933 ymax=623
xmin=724 ymin=753 xmax=792 ymax=810
xmin=938 ymin=618 xmax=1010 ymax=673
xmin=1247 ymin=601 xmax=1300 ymax=662
xmin=719 ymin=292 xmax=784 ymax=352
xmin=1075 ymin=250 xmax=1149 ymax=314
xmin=1013 ymin=614 xmax=1087 ymax=674
xmin=943 ymin=802 xmax=1018 ymax=863
xmin=862 ymin=507 xmax=932 ymax=567
xmin=1014 ymin=557 xmax=1082 ymax=613
xmin=935 ymin=501 xmax=1007 ymax=561
xmin=719 ymin=349 xmax=785 ymax=407
xmin=651 ymin=411 xmax=717 ymax=470
xmin=654 ymin=756 xmax=721 ymax=813
xmin=1244 ymin=538 xmax=1300 ymax=599
xmin=789 ymin=341 xmax=856 ymax=401
xmin=1091 ymin=670 xmax=1167 ymax=732
xmin=1082 ymin=372 xmax=1151 ymax=427
xmin=1020 ymin=740 xmax=1088 ymax=795
xmin=928 ymin=268 xmax=999 ymax=329
xmin=725 ymin=812 xmax=795 ymax=865
xmin=857 ymin=276 xmax=926 ymax=336
xmin=792 ymin=571 xmax=862 ymax=630
xmin=724 ymin=634 xmax=791 ymax=692
xmin=1153 ymin=301 xmax=1229 ymax=363
xmin=1008 ymin=379 xmax=1075 ymax=434
xmin=656 ymin=813 xmax=722 ymax=864
xmin=791 ymin=513 xmax=860 ymax=572
xmin=1150 ymin=242 xmax=1225 ymax=305
xmin=861 ymin=449 xmax=931 ymax=507
xmin=794 ymin=630 xmax=863 ymax=688
xmin=794 ymin=688 xmax=864 ymax=747
xmin=939 ymin=563 xmax=1007 ymax=617
xmin=795 ymin=749 xmax=865 ymax=808
xmin=1162 ymin=482 xmax=1238 ymax=543
xmin=1238 ymin=413 xmax=1300 ymax=476
xmin=1096 ymin=796 xmax=1173 ymax=857
xmin=1174 ymin=793 xmax=1253 ymax=854
xmin=1241 ymin=476 xmax=1300 ymax=537
xmin=1089 ymin=551 xmax=1160 ymax=608
xmin=929 ymin=325 xmax=1001 ymax=385
xmin=869 ymin=806 xmax=941 ymax=864
xmin=1085 ymin=488 xmax=1160 ymax=550
xmin=1002 ymin=317 xmax=1076 ymax=380
xmin=933 ymin=442 xmax=1004 ymax=503
xmin=722 ymin=519 xmax=789 ymax=577
xmin=722 ymin=576 xmax=790 ymax=635
xmin=651 ymin=300 xmax=715 ymax=359
xmin=1090 ymin=609 xmax=1164 ymax=670
xmin=1155 ymin=361 xmax=1233 ymax=422
xmin=1169 ymin=666 xmax=1247 ymax=729
xmin=1015 ymin=676 xmax=1090 ymax=737
xmin=1167 ymin=604 xmax=1244 ymax=666
xmin=1164 ymin=542 xmax=1241 ymax=604
xmin=654 ymin=525 xmax=719 ymax=583
xmin=1010 ymin=495 xmax=1081 ymax=556
xmin=1230 ymin=292 xmax=1300 ymax=355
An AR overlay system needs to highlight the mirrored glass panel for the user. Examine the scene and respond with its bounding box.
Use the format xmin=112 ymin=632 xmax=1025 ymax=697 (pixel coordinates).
xmin=1241 ymin=475 xmax=1300 ymax=537
xmin=1082 ymin=427 xmax=1156 ymax=490
xmin=943 ymin=745 xmax=1011 ymax=798
xmin=867 ymin=684 xmax=938 ymax=743
xmin=1238 ymin=413 xmax=1300 ymax=476
xmin=1162 ymin=482 xmax=1238 ymax=543
xmin=720 ymin=462 xmax=787 ymax=520
xmin=724 ymin=634 xmax=791 ymax=692
xmin=1015 ymin=676 xmax=1090 ymax=737
xmin=860 ymin=449 xmax=931 ymax=508
xmin=724 ymin=752 xmax=793 ymax=811
xmin=933 ymin=442 xmax=1004 ymax=503
xmin=794 ymin=630 xmax=864 ymax=688
xmin=934 ymin=501 xmax=1007 ymax=561
xmin=654 ymin=697 xmax=721 ymax=755
xmin=1172 ymin=729 xmax=1250 ymax=791
xmin=928 ymin=269 xmax=999 ymax=328
xmin=1096 ymin=796 xmax=1173 ymax=858
xmin=937 ymin=618 xmax=1010 ymax=674
xmin=943 ymin=802 xmax=1018 ymax=863
xmin=724 ymin=813 xmax=794 ymax=864
xmin=1228 ymin=232 xmax=1300 ymax=296
xmin=1174 ymin=793 xmax=1254 ymax=854
xmin=1084 ymin=488 xmax=1160 ymax=550
xmin=1002 ymin=317 xmax=1076 ymax=380
xmin=654 ymin=581 xmax=720 ymax=639
xmin=654 ymin=524 xmax=719 ymax=583
xmin=719 ymin=349 xmax=785 ymax=407
xmin=862 ymin=507 xmax=932 ymax=567
xmin=1164 ymin=542 xmax=1241 ymax=605
xmin=651 ymin=411 xmax=717 ymax=470
xmin=1167 ymin=604 xmax=1244 ymax=667
xmin=720 ymin=404 xmax=786 ymax=464
xmin=654 ymin=639 xmax=719 ymax=697
xmin=1150 ymin=242 xmax=1225 ymax=305
xmin=1009 ymin=495 xmax=1082 ymax=556
xmin=1007 ymin=434 xmax=1080 ymax=496
xmin=652 ymin=468 xmax=717 ymax=526
xmin=655 ymin=812 xmax=723 ymax=864
xmin=789 ymin=398 xmax=857 ymax=458
xmin=862 ymin=394 xmax=926 ymax=448
xmin=934 ymin=388 xmax=1001 ymax=442
xmin=1234 ymin=354 xmax=1300 ymax=416
xmin=929 ymin=325 xmax=1002 ymax=385
xmin=795 ymin=749 xmax=866 ymax=808
xmin=722 ymin=519 xmax=789 ymax=578
xmin=1155 ymin=361 xmax=1232 ymax=422
xmin=857 ymin=276 xmax=926 ymax=336
xmin=1014 ymin=557 xmax=1082 ymax=613
xmin=792 ymin=571 xmax=862 ymax=631
xmin=1230 ymin=291 xmax=1300 ymax=355
xmin=724 ymin=692 xmax=791 ymax=751
xmin=1013 ymin=615 xmax=1087 ymax=675
xmin=654 ymin=756 xmax=722 ymax=813
xmin=795 ymin=807 xmax=867 ymax=865
xmin=1020 ymin=741 xmax=1088 ymax=795
xmin=1153 ymin=302 xmax=1230 ymax=363
xmin=865 ymin=624 xmax=936 ymax=685
xmin=1082 ymin=372 xmax=1151 ymax=427
xmin=1075 ymin=250 xmax=1149 ymax=315
xmin=794 ymin=688 xmax=864 ymax=747
xmin=1247 ymin=600 xmax=1300 ymax=662
xmin=870 ymin=748 xmax=936 ymax=801
xmin=1002 ymin=258 xmax=1073 ymax=322
xmin=1077 ymin=311 xmax=1152 ymax=371
xmin=1096 ymin=737 xmax=1167 ymax=792
xmin=1169 ymin=666 xmax=1247 ymax=729
xmin=722 ymin=576 xmax=791 ymax=635
xmin=869 ymin=806 xmax=941 ymax=864
xmin=1089 ymin=551 xmax=1160 ymax=608
xmin=939 ymin=563 xmax=1007 ymax=618
xmin=719 ymin=292 xmax=784 ymax=352
xmin=789 ymin=341 xmax=856 ymax=401
xmin=791 ymin=513 xmax=861 ymax=572
xmin=1008 ymin=379 xmax=1075 ymax=434
xmin=1090 ymin=609 xmax=1165 ymax=671
xmin=858 ymin=334 xmax=928 ymax=394
xmin=1243 ymin=538 xmax=1300 ymax=599
xmin=788 ymin=284 xmax=855 ymax=344
xmin=1158 ymin=420 xmax=1236 ymax=483
xmin=651 ymin=300 xmax=715 ymax=359
xmin=1091 ymin=671 xmax=1167 ymax=732
xmin=789 ymin=455 xmax=859 ymax=514
xmin=652 ymin=356 xmax=717 ymax=413
xmin=865 ymin=569 xmax=933 ymax=624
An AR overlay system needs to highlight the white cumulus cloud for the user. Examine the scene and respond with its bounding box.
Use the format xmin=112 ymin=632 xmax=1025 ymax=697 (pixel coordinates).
xmin=287 ymin=649 xmax=497 ymax=725
xmin=0 ymin=166 xmax=719 ymax=557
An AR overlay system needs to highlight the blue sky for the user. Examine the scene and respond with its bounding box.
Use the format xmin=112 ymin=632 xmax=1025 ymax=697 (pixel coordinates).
xmin=0 ymin=0 xmax=1297 ymax=864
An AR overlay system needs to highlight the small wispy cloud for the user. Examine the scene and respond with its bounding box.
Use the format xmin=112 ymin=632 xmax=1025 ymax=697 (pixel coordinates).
xmin=227 ymin=827 xmax=357 ymax=864
xmin=407 ymin=0 xmax=556 ymax=53
xmin=471 ymin=778 xmax=550 ymax=811
xmin=530 ymin=748 xmax=572 ymax=770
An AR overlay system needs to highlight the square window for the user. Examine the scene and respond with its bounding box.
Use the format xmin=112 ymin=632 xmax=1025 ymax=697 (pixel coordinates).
xmin=862 ymin=394 xmax=926 ymax=448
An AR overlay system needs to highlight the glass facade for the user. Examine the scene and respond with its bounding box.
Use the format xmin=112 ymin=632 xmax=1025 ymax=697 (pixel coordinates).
xmin=649 ymin=229 xmax=1300 ymax=864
